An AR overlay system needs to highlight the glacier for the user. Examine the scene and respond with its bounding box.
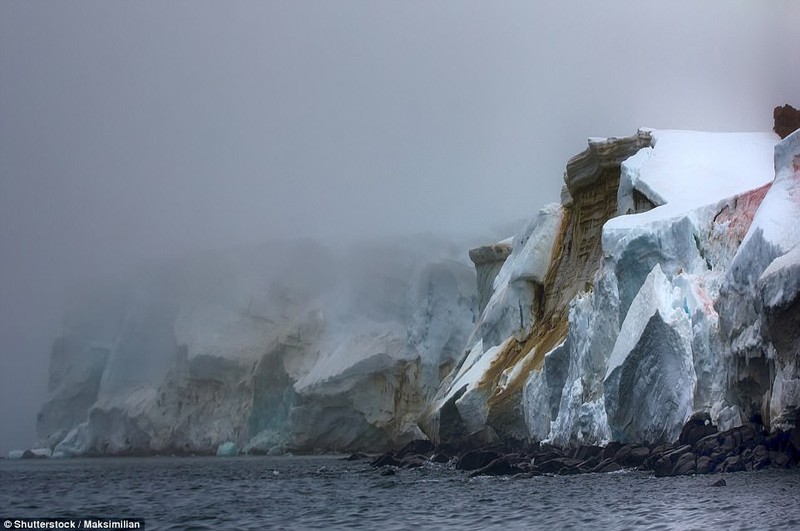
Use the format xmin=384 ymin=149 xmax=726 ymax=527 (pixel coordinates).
xmin=34 ymin=128 xmax=800 ymax=456
xmin=37 ymin=238 xmax=478 ymax=456
xmin=422 ymin=128 xmax=799 ymax=448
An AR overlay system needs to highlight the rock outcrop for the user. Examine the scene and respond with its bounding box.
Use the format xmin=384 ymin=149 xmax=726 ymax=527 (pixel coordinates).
xmin=774 ymin=104 xmax=800 ymax=139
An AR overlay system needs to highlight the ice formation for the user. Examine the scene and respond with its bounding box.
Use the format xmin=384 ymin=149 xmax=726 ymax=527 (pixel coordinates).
xmin=36 ymin=129 xmax=800 ymax=455
xmin=37 ymin=239 xmax=478 ymax=456
xmin=423 ymin=129 xmax=799 ymax=447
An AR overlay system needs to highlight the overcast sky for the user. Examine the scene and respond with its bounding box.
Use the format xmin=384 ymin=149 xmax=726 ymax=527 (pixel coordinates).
xmin=1 ymin=1 xmax=798 ymax=453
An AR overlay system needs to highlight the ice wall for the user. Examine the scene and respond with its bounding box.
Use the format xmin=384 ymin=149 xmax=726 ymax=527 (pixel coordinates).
xmin=38 ymin=129 xmax=800 ymax=455
xmin=424 ymin=129 xmax=797 ymax=447
xmin=38 ymin=238 xmax=478 ymax=455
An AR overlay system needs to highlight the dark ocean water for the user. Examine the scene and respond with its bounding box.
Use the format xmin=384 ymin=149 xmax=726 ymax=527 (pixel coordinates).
xmin=1 ymin=456 xmax=798 ymax=530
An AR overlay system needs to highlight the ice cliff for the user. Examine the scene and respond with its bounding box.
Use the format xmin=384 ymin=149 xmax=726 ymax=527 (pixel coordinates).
xmin=37 ymin=238 xmax=478 ymax=456
xmin=422 ymin=128 xmax=800 ymax=448
xmin=36 ymin=128 xmax=800 ymax=456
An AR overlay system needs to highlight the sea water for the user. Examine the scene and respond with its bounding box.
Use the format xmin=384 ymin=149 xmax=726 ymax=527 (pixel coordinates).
xmin=1 ymin=456 xmax=798 ymax=530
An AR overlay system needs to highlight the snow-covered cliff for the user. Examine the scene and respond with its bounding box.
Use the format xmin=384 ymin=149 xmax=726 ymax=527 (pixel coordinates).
xmin=35 ymin=128 xmax=799 ymax=457
xmin=422 ymin=129 xmax=799 ymax=448
xmin=37 ymin=238 xmax=478 ymax=456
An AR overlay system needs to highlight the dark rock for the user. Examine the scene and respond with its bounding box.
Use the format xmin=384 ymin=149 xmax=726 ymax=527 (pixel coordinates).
xmin=379 ymin=467 xmax=396 ymax=476
xmin=694 ymin=433 xmax=722 ymax=456
xmin=664 ymin=445 xmax=693 ymax=464
xmin=469 ymin=458 xmax=523 ymax=477
xmin=696 ymin=456 xmax=714 ymax=474
xmin=401 ymin=455 xmax=426 ymax=468
xmin=790 ymin=425 xmax=800 ymax=454
xmin=741 ymin=447 xmax=754 ymax=469
xmin=371 ymin=453 xmax=402 ymax=468
xmin=595 ymin=460 xmax=623 ymax=473
xmin=766 ymin=430 xmax=788 ymax=451
xmin=722 ymin=455 xmax=745 ymax=473
xmin=774 ymin=104 xmax=800 ymax=139
xmin=603 ymin=442 xmax=624 ymax=460
xmin=720 ymin=434 xmax=737 ymax=454
xmin=769 ymin=451 xmax=790 ymax=468
xmin=612 ymin=445 xmax=632 ymax=465
xmin=577 ymin=453 xmax=603 ymax=470
xmin=573 ymin=445 xmax=603 ymax=461
xmin=533 ymin=444 xmax=565 ymax=464
xmin=623 ymin=446 xmax=650 ymax=468
xmin=642 ymin=444 xmax=672 ymax=470
xmin=456 ymin=450 xmax=502 ymax=471
xmin=753 ymin=457 xmax=771 ymax=470
xmin=590 ymin=458 xmax=613 ymax=473
xmin=538 ymin=457 xmax=582 ymax=474
xmin=735 ymin=425 xmax=757 ymax=448
xmin=650 ymin=443 xmax=673 ymax=455
xmin=653 ymin=457 xmax=674 ymax=477
xmin=753 ymin=444 xmax=768 ymax=460
xmin=679 ymin=412 xmax=718 ymax=446
xmin=396 ymin=439 xmax=435 ymax=458
xmin=710 ymin=478 xmax=726 ymax=487
xmin=343 ymin=452 xmax=368 ymax=461
xmin=673 ymin=452 xmax=696 ymax=476
xmin=430 ymin=453 xmax=450 ymax=464
xmin=718 ymin=425 xmax=756 ymax=453
xmin=709 ymin=451 xmax=727 ymax=470
xmin=557 ymin=465 xmax=581 ymax=475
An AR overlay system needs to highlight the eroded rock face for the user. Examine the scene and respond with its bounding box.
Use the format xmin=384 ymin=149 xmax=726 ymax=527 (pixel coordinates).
xmin=424 ymin=131 xmax=655 ymax=446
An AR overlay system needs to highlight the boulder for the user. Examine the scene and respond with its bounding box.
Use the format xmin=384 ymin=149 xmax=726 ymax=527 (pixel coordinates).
xmin=595 ymin=460 xmax=623 ymax=473
xmin=673 ymin=452 xmax=696 ymax=475
xmin=722 ymin=455 xmax=746 ymax=473
xmin=678 ymin=412 xmax=718 ymax=446
xmin=469 ymin=458 xmax=523 ymax=477
xmin=538 ymin=457 xmax=582 ymax=474
xmin=603 ymin=442 xmax=624 ymax=460
xmin=456 ymin=450 xmax=502 ymax=471
xmin=371 ymin=453 xmax=402 ymax=468
xmin=396 ymin=439 xmax=435 ymax=458
xmin=696 ymin=456 xmax=714 ymax=474
xmin=653 ymin=457 xmax=673 ymax=477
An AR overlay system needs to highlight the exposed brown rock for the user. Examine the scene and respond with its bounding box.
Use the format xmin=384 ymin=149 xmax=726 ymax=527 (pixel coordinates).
xmin=774 ymin=104 xmax=800 ymax=139
xmin=480 ymin=132 xmax=655 ymax=437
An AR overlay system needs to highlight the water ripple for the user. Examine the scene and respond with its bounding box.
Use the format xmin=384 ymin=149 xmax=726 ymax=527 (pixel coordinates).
xmin=2 ymin=456 xmax=798 ymax=530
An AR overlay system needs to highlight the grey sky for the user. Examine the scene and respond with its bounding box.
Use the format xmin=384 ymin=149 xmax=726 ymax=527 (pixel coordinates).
xmin=1 ymin=1 xmax=798 ymax=453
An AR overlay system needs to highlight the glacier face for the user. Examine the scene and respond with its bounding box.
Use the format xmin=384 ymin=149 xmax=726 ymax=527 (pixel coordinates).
xmin=424 ymin=129 xmax=799 ymax=448
xmin=38 ymin=238 xmax=478 ymax=456
xmin=37 ymin=129 xmax=800 ymax=456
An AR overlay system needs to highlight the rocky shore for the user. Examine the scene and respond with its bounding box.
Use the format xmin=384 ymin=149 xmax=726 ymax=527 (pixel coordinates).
xmin=364 ymin=415 xmax=800 ymax=479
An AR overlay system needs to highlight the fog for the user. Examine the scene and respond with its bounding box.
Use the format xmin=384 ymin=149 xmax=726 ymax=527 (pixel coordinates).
xmin=1 ymin=1 xmax=798 ymax=453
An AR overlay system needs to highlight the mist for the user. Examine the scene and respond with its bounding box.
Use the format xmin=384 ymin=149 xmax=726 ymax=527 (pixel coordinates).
xmin=1 ymin=1 xmax=798 ymax=453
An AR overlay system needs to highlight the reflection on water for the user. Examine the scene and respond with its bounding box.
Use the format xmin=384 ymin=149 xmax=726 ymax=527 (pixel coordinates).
xmin=2 ymin=456 xmax=798 ymax=530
